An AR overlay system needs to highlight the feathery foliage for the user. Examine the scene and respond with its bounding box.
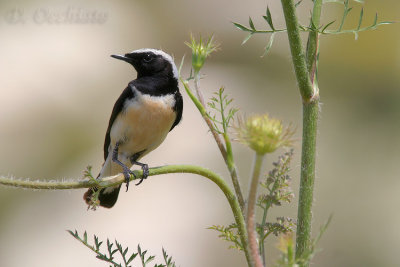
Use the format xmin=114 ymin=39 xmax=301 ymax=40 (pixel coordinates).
xmin=234 ymin=1 xmax=394 ymax=55
xmin=68 ymin=230 xmax=177 ymax=267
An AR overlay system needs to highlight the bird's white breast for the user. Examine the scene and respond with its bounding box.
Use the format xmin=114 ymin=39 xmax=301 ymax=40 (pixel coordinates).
xmin=109 ymin=88 xmax=176 ymax=163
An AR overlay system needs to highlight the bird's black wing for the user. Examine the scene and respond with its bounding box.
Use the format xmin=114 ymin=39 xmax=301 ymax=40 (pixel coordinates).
xmin=103 ymin=86 xmax=135 ymax=160
xmin=170 ymin=90 xmax=183 ymax=131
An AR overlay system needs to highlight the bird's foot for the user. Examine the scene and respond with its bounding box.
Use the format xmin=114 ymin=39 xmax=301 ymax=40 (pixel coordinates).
xmin=135 ymin=164 xmax=149 ymax=185
xmin=122 ymin=167 xmax=136 ymax=192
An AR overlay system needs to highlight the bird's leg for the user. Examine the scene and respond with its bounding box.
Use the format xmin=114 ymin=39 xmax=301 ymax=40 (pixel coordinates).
xmin=130 ymin=152 xmax=149 ymax=186
xmin=112 ymin=142 xmax=136 ymax=191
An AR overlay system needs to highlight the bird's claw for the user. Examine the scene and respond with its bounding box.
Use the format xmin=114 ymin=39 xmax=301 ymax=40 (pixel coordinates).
xmin=135 ymin=164 xmax=149 ymax=186
xmin=123 ymin=168 xmax=136 ymax=192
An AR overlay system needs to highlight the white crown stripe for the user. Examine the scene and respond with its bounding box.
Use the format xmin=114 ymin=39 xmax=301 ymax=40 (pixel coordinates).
xmin=130 ymin=48 xmax=178 ymax=80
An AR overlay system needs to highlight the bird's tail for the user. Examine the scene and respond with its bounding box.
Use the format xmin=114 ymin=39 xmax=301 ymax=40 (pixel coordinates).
xmin=84 ymin=185 xmax=122 ymax=208
xmin=83 ymin=154 xmax=130 ymax=208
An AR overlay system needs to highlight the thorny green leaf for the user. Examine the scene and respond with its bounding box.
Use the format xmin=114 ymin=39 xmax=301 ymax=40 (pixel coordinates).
xmin=249 ymin=17 xmax=256 ymax=31
xmin=68 ymin=230 xmax=175 ymax=267
xmin=162 ymin=248 xmax=177 ymax=267
xmin=338 ymin=0 xmax=352 ymax=32
xmin=207 ymin=87 xmax=238 ymax=135
xmin=262 ymin=32 xmax=275 ymax=57
xmin=178 ymin=54 xmax=185 ymax=78
xmin=83 ymin=165 xmax=95 ymax=180
xmin=233 ymin=22 xmax=252 ymax=32
xmin=127 ymin=251 xmax=138 ymax=265
xmin=263 ymin=6 xmax=275 ymax=30
xmin=94 ymin=235 xmax=103 ymax=251
xmin=323 ymin=10 xmax=395 ymax=39
xmin=241 ymin=33 xmax=254 ymax=45
xmin=295 ymin=0 xmax=304 ymax=7
xmin=138 ymin=245 xmax=158 ymax=266
xmin=326 ymin=0 xmax=395 ymax=39
xmin=234 ymin=0 xmax=393 ymax=55
xmin=208 ymin=223 xmax=243 ymax=251
xmin=321 ymin=20 xmax=336 ymax=33
xmin=357 ymin=8 xmax=364 ymax=30
xmin=354 ymin=8 xmax=364 ymax=40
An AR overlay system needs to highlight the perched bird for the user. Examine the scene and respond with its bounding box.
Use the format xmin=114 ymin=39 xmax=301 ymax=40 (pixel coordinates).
xmin=84 ymin=49 xmax=183 ymax=208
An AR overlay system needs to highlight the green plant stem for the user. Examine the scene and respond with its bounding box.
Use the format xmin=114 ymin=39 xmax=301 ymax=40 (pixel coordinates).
xmin=306 ymin=0 xmax=322 ymax=82
xmin=259 ymin=161 xmax=285 ymax=264
xmin=193 ymin=73 xmax=206 ymax=109
xmin=191 ymin=74 xmax=228 ymax=162
xmin=337 ymin=0 xmax=350 ymax=32
xmin=0 ymin=175 xmax=100 ymax=189
xmin=259 ymin=191 xmax=277 ymax=264
xmin=219 ymin=89 xmax=244 ymax=216
xmin=246 ymin=153 xmax=264 ymax=267
xmin=301 ymin=0 xmax=322 ymax=265
xmin=280 ymin=0 xmax=314 ymax=103
xmin=296 ymin=100 xmax=319 ymax=265
xmin=258 ymin=204 xmax=269 ymax=265
xmin=280 ymin=0 xmax=320 ymax=266
xmin=180 ymin=75 xmax=226 ymax=162
xmin=248 ymin=29 xmax=287 ymax=34
xmin=0 ymin=164 xmax=252 ymax=267
xmin=182 ymin=79 xmax=246 ymax=212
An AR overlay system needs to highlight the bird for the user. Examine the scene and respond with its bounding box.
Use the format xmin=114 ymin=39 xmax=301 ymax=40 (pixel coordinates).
xmin=84 ymin=48 xmax=183 ymax=208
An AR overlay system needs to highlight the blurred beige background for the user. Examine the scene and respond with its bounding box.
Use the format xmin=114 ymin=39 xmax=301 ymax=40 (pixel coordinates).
xmin=0 ymin=0 xmax=399 ymax=266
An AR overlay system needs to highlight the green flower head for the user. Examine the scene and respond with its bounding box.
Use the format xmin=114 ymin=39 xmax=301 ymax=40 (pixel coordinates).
xmin=185 ymin=34 xmax=219 ymax=74
xmin=236 ymin=114 xmax=294 ymax=155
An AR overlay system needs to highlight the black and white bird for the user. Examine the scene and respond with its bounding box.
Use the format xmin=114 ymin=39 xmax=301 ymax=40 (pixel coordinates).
xmin=84 ymin=49 xmax=183 ymax=208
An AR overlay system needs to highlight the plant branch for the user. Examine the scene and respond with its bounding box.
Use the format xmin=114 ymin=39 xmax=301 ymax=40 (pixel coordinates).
xmin=182 ymin=77 xmax=226 ymax=160
xmin=218 ymin=88 xmax=245 ymax=217
xmin=258 ymin=200 xmax=272 ymax=264
xmin=192 ymin=75 xmax=228 ymax=161
xmin=0 ymin=176 xmax=99 ymax=189
xmin=299 ymin=1 xmax=322 ymax=265
xmin=193 ymin=73 xmax=207 ymax=109
xmin=68 ymin=230 xmax=123 ymax=267
xmin=296 ymin=102 xmax=319 ymax=266
xmin=280 ymin=0 xmax=315 ymax=103
xmin=323 ymin=20 xmax=394 ymax=35
xmin=0 ymin=164 xmax=251 ymax=267
xmin=280 ymin=1 xmax=321 ymax=266
xmin=306 ymin=0 xmax=323 ymax=82
xmin=181 ymin=79 xmax=246 ymax=212
xmin=246 ymin=153 xmax=265 ymax=267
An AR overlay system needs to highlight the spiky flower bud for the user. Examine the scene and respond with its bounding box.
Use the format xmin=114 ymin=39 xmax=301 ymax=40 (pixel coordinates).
xmin=236 ymin=114 xmax=293 ymax=155
xmin=185 ymin=34 xmax=219 ymax=74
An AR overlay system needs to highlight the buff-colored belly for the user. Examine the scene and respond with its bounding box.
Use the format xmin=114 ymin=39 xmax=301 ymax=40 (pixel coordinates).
xmin=109 ymin=92 xmax=176 ymax=164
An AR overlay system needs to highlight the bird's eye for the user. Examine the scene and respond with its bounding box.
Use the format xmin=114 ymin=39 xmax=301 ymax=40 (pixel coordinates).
xmin=143 ymin=54 xmax=153 ymax=63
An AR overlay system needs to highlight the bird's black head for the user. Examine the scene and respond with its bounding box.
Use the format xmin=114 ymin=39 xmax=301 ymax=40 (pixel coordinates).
xmin=111 ymin=49 xmax=178 ymax=80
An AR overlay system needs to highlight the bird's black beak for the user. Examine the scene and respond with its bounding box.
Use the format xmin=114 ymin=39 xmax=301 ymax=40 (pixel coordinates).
xmin=111 ymin=53 xmax=137 ymax=64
